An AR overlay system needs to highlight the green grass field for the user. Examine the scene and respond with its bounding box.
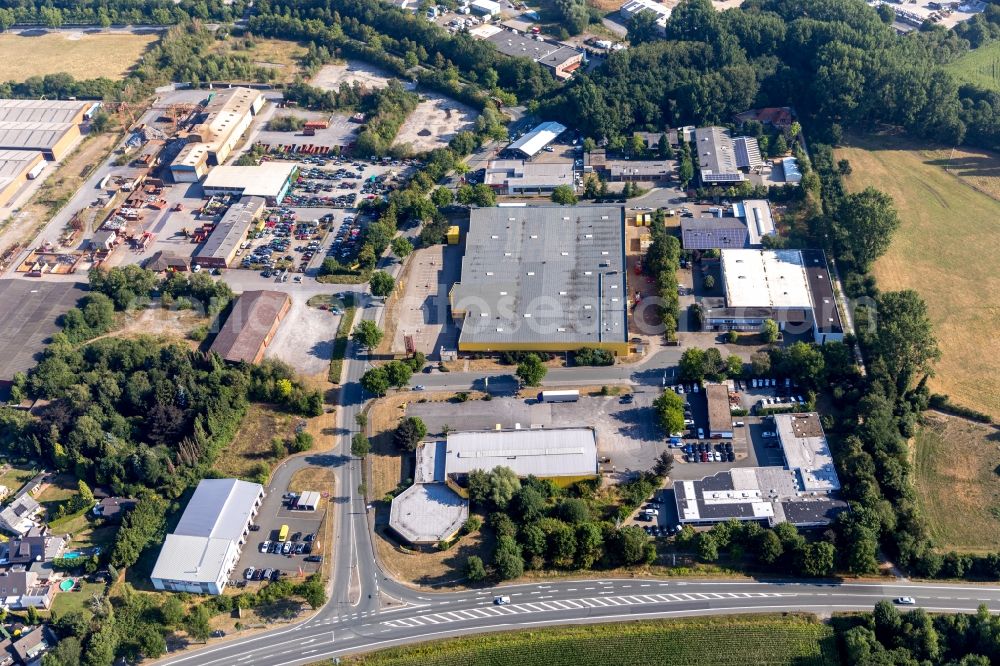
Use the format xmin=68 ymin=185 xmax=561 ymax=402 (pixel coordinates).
xmin=836 ymin=134 xmax=1000 ymax=420
xmin=914 ymin=413 xmax=1000 ymax=553
xmin=340 ymin=616 xmax=839 ymax=666
xmin=946 ymin=41 xmax=1000 ymax=92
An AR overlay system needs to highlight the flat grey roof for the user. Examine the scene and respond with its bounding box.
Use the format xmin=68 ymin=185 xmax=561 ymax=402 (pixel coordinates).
xmin=451 ymin=205 xmax=628 ymax=348
xmin=443 ymin=427 xmax=598 ymax=478
xmin=801 ymin=249 xmax=843 ymax=335
xmin=194 ymin=196 xmax=265 ymax=263
xmin=389 ymin=483 xmax=468 ymax=545
xmin=774 ymin=412 xmax=840 ymax=492
xmin=694 ymin=126 xmax=744 ymax=183
xmin=487 ymin=30 xmax=562 ymax=60
xmin=0 ymin=280 xmax=87 ymax=383
xmin=150 ymin=534 xmax=237 ymax=583
xmin=484 ymin=159 xmax=574 ymax=189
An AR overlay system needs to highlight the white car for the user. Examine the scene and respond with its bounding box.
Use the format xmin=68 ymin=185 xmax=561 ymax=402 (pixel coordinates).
xmin=762 ymin=431 xmax=776 ymax=438
xmin=677 ymin=385 xmax=685 ymax=394
xmin=693 ymin=383 xmax=699 ymax=393
xmin=894 ymin=597 xmax=916 ymax=605
xmin=192 ymin=264 xmax=202 ymax=273
xmin=733 ymin=421 xmax=745 ymax=427
xmin=412 ymin=385 xmax=425 ymax=391
xmin=751 ymin=379 xmax=758 ymax=388
xmin=494 ymin=595 xmax=511 ymax=605
xmin=684 ymin=418 xmax=694 ymax=426
xmin=697 ymin=428 xmax=705 ymax=439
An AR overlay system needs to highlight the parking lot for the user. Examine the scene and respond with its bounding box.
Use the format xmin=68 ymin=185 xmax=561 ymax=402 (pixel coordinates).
xmin=235 ymin=491 xmax=327 ymax=587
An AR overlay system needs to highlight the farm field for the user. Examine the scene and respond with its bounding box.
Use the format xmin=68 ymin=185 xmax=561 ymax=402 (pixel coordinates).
xmin=344 ymin=615 xmax=838 ymax=666
xmin=836 ymin=134 xmax=1000 ymax=420
xmin=945 ymin=41 xmax=1000 ymax=92
xmin=914 ymin=413 xmax=1000 ymax=553
xmin=0 ymin=32 xmax=158 ymax=80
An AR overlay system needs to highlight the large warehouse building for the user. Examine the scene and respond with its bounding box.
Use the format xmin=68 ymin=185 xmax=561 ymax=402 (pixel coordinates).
xmin=169 ymin=87 xmax=266 ymax=182
xmin=150 ymin=479 xmax=264 ymax=595
xmin=450 ymin=205 xmax=630 ymax=356
xmin=0 ymin=149 xmax=44 ymax=207
xmin=193 ymin=196 xmax=265 ymax=269
xmin=201 ymin=162 xmax=297 ymax=204
xmin=0 ymin=99 xmax=91 ymax=161
xmin=390 ymin=427 xmax=598 ymax=545
xmin=506 ymin=121 xmax=567 ymax=158
xmin=210 ymin=290 xmax=291 ymax=364
xmin=483 ymin=159 xmax=574 ymax=195
xmin=702 ymin=249 xmax=844 ymax=344
xmin=674 ymin=413 xmax=845 ymax=528
xmin=486 ymin=31 xmax=583 ymax=80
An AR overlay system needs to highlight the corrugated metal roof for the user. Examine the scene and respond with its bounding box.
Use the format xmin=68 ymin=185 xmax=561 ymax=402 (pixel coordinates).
xmin=452 ymin=205 xmax=628 ymax=347
xmin=151 ymin=534 xmax=237 ymax=583
xmin=209 ymin=291 xmax=289 ymax=363
xmin=195 ymin=196 xmax=265 ymax=262
xmin=507 ymin=121 xmax=567 ymax=157
xmin=173 ymin=479 xmax=263 ymax=542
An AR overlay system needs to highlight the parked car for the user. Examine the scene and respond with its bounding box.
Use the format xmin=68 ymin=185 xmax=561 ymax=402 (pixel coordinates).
xmin=244 ymin=567 xmax=255 ymax=580
xmin=259 ymin=541 xmax=271 ymax=553
xmin=305 ymin=555 xmax=323 ymax=563
xmin=282 ymin=541 xmax=293 ymax=554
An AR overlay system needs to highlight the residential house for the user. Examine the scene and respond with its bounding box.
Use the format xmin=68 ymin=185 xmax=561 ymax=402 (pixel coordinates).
xmin=93 ymin=497 xmax=138 ymax=524
xmin=0 ymin=496 xmax=41 ymax=538
xmin=0 ymin=570 xmax=55 ymax=610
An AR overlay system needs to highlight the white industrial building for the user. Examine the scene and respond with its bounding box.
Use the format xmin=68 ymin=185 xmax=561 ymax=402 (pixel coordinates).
xmin=201 ymin=163 xmax=297 ymax=204
xmin=506 ymin=121 xmax=567 ymax=158
xmin=150 ymin=479 xmax=264 ymax=595
xmin=732 ymin=199 xmax=775 ymax=246
xmin=703 ymin=249 xmax=844 ymax=344
xmin=483 ymin=159 xmax=575 ymax=195
xmin=619 ymin=0 xmax=671 ymax=31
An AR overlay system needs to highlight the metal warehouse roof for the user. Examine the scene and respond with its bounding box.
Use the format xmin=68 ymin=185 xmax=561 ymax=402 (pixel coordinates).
xmin=195 ymin=196 xmax=265 ymax=262
xmin=150 ymin=534 xmax=238 ymax=583
xmin=209 ymin=290 xmax=290 ymax=363
xmin=774 ymin=412 xmax=840 ymax=492
xmin=173 ymin=478 xmax=263 ymax=542
xmin=0 ymin=123 xmax=71 ymax=152
xmin=507 ymin=121 xmax=567 ymax=157
xmin=694 ymin=126 xmax=744 ymax=183
xmin=443 ymin=427 xmax=598 ymax=478
xmin=451 ymin=205 xmax=628 ymax=347
xmin=0 ymin=99 xmax=89 ymax=124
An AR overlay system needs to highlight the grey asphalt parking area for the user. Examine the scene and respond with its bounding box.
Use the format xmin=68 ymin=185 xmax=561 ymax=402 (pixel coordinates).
xmin=236 ymin=499 xmax=326 ymax=583
xmin=264 ymin=297 xmax=338 ymax=376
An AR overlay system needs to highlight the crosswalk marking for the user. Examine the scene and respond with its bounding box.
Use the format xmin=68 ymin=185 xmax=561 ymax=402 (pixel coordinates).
xmin=380 ymin=590 xmax=793 ymax=629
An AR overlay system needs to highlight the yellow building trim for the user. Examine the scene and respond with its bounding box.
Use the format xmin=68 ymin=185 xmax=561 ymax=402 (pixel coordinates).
xmin=458 ymin=339 xmax=630 ymax=356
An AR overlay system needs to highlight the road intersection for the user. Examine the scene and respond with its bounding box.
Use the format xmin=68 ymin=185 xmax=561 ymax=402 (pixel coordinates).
xmin=158 ymin=263 xmax=1000 ymax=666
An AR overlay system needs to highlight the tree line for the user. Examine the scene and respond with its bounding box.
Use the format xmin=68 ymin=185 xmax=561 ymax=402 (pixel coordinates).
xmin=541 ymin=0 xmax=1000 ymax=153
xmin=0 ymin=0 xmax=246 ymax=29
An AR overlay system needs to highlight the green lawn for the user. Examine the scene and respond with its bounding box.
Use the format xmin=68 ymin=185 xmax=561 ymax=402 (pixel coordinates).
xmin=48 ymin=580 xmax=106 ymax=619
xmin=0 ymin=464 xmax=39 ymax=494
xmin=342 ymin=615 xmax=838 ymax=666
xmin=946 ymin=41 xmax=1000 ymax=92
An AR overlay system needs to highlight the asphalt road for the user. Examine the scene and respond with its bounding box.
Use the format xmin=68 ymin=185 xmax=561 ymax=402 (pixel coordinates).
xmin=160 ymin=576 xmax=1000 ymax=666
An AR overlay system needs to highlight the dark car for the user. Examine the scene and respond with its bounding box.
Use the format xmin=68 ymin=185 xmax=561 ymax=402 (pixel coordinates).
xmin=304 ymin=555 xmax=323 ymax=563
xmin=291 ymin=532 xmax=302 ymax=541
xmin=619 ymin=394 xmax=634 ymax=404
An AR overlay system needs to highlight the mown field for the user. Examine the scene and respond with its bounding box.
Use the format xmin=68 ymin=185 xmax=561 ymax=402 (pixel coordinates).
xmin=946 ymin=41 xmax=1000 ymax=92
xmin=339 ymin=615 xmax=839 ymax=666
xmin=836 ymin=134 xmax=1000 ymax=420
xmin=914 ymin=413 xmax=1000 ymax=553
xmin=0 ymin=32 xmax=158 ymax=80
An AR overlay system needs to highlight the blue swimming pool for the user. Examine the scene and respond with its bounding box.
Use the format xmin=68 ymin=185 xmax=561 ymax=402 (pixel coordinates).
xmin=62 ymin=552 xmax=81 ymax=559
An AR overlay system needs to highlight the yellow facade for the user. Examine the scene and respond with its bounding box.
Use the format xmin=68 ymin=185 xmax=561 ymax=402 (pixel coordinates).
xmin=457 ymin=338 xmax=631 ymax=357
xmin=446 ymin=225 xmax=460 ymax=244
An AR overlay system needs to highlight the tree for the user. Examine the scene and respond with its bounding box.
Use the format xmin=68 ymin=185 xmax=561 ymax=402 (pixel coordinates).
xmin=160 ymin=596 xmax=185 ymax=628
xmin=83 ymin=628 xmax=118 ymax=666
xmin=111 ymin=495 xmax=167 ymax=569
xmin=652 ymin=451 xmax=675 ymax=479
xmin=353 ymin=320 xmax=384 ymax=350
xmin=511 ymin=486 xmax=546 ymax=522
xmin=551 ymin=185 xmax=578 ymax=205
xmin=582 ymin=138 xmax=597 ymax=153
xmin=26 ymin=605 xmax=39 ymax=625
xmin=770 ymin=133 xmax=788 ymax=157
xmin=360 ymin=367 xmax=390 ymax=396
xmin=384 ymin=360 xmax=412 ymax=388
xmin=465 ymin=555 xmax=487 ymax=581
xmin=679 ymin=347 xmax=706 ymax=382
xmin=351 ymin=433 xmax=371 ymax=457
xmin=431 ymin=187 xmax=453 ymax=208
xmin=493 ymin=536 xmax=524 ymax=580
xmin=42 ymin=636 xmax=81 ymax=666
xmin=557 ymin=497 xmax=590 ymax=524
xmin=726 ymin=355 xmax=743 ymax=378
xmin=394 ymin=416 xmax=427 ymax=451
xmin=799 ymin=541 xmax=836 ymax=577
xmin=391 ymin=236 xmax=413 ymax=259
xmin=652 ymin=390 xmax=685 ymax=434
xmin=838 ymin=187 xmax=901 ymax=270
xmin=756 ymin=529 xmax=784 ymax=565
xmin=369 ymin=271 xmax=396 ymax=298
xmin=516 ymin=354 xmax=546 ymax=387
xmin=612 ymin=525 xmax=650 ymax=565
xmin=696 ymin=531 xmax=719 ymax=562
xmin=751 ymin=351 xmax=771 ymax=376
xmin=184 ymin=605 xmax=212 ymax=642
xmin=865 ymin=290 xmax=940 ymax=392
xmin=703 ymin=274 xmax=716 ymax=289
xmin=762 ymin=319 xmax=780 ymax=344
xmin=486 ymin=467 xmax=521 ymax=509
